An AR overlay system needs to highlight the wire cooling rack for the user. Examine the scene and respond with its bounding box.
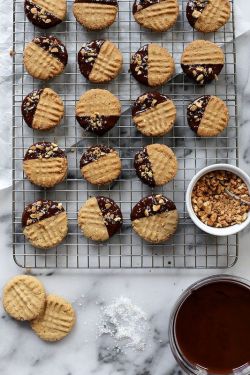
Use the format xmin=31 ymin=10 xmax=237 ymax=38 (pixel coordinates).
xmin=12 ymin=0 xmax=238 ymax=269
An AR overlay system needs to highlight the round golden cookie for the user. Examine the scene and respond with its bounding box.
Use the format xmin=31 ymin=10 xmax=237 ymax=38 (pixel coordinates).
xmin=23 ymin=35 xmax=68 ymax=80
xmin=134 ymin=144 xmax=178 ymax=187
xmin=24 ymin=0 xmax=67 ymax=29
xmin=80 ymin=145 xmax=121 ymax=185
xmin=186 ymin=0 xmax=231 ymax=33
xmin=23 ymin=142 xmax=68 ymax=188
xmin=73 ymin=0 xmax=118 ymax=30
xmin=3 ymin=275 xmax=46 ymax=321
xmin=22 ymin=88 xmax=64 ymax=130
xmin=78 ymin=40 xmax=123 ymax=83
xmin=181 ymin=40 xmax=224 ymax=85
xmin=132 ymin=92 xmax=176 ymax=136
xmin=78 ymin=196 xmax=123 ymax=242
xmin=133 ymin=0 xmax=179 ymax=32
xmin=130 ymin=44 xmax=175 ymax=87
xmin=187 ymin=95 xmax=229 ymax=137
xmin=22 ymin=200 xmax=68 ymax=249
xmin=76 ymin=89 xmax=121 ymax=135
xmin=31 ymin=294 xmax=76 ymax=342
xmin=131 ymin=194 xmax=178 ymax=243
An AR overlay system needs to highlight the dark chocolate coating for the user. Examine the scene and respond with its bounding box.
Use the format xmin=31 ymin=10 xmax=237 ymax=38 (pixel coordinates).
xmin=80 ymin=145 xmax=112 ymax=169
xmin=132 ymin=92 xmax=169 ymax=117
xmin=76 ymin=114 xmax=119 ymax=136
xmin=75 ymin=0 xmax=118 ymax=5
xmin=131 ymin=194 xmax=176 ymax=221
xmin=133 ymin=0 xmax=159 ymax=14
xmin=130 ymin=45 xmax=148 ymax=86
xmin=24 ymin=142 xmax=66 ymax=161
xmin=134 ymin=147 xmax=155 ymax=187
xmin=22 ymin=89 xmax=43 ymax=128
xmin=33 ymin=36 xmax=68 ymax=66
xmin=186 ymin=0 xmax=208 ymax=28
xmin=187 ymin=95 xmax=211 ymax=133
xmin=181 ymin=64 xmax=224 ymax=84
xmin=22 ymin=199 xmax=65 ymax=227
xmin=78 ymin=40 xmax=105 ymax=79
xmin=96 ymin=196 xmax=123 ymax=238
xmin=24 ymin=0 xmax=63 ymax=29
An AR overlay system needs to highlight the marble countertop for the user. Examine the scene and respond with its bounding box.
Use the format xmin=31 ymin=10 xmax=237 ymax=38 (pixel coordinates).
xmin=1 ymin=1 xmax=250 ymax=374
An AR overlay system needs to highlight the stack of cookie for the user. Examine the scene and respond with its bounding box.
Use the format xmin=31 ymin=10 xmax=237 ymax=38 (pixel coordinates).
xmin=20 ymin=0 xmax=231 ymax=248
xmin=3 ymin=275 xmax=76 ymax=342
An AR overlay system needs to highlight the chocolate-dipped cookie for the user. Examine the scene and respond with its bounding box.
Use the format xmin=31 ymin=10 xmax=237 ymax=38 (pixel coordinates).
xmin=23 ymin=142 xmax=68 ymax=188
xmin=73 ymin=0 xmax=118 ymax=30
xmin=133 ymin=0 xmax=179 ymax=32
xmin=132 ymin=92 xmax=176 ymax=136
xmin=187 ymin=95 xmax=229 ymax=137
xmin=22 ymin=88 xmax=64 ymax=130
xmin=24 ymin=36 xmax=68 ymax=80
xmin=134 ymin=144 xmax=178 ymax=187
xmin=24 ymin=0 xmax=67 ymax=29
xmin=186 ymin=0 xmax=231 ymax=33
xmin=181 ymin=40 xmax=224 ymax=85
xmin=131 ymin=194 xmax=178 ymax=243
xmin=130 ymin=43 xmax=175 ymax=87
xmin=76 ymin=89 xmax=121 ymax=135
xmin=78 ymin=40 xmax=123 ymax=83
xmin=80 ymin=145 xmax=121 ymax=185
xmin=22 ymin=200 xmax=68 ymax=249
xmin=78 ymin=196 xmax=123 ymax=241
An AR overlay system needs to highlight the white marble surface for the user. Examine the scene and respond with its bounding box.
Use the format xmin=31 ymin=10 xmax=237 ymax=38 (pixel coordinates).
xmin=1 ymin=1 xmax=250 ymax=374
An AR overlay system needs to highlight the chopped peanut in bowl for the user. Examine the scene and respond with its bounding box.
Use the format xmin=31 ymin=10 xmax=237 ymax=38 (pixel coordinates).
xmin=191 ymin=170 xmax=250 ymax=228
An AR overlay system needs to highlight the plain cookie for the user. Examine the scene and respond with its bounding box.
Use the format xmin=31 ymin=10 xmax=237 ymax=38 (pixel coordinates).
xmin=31 ymin=294 xmax=76 ymax=342
xmin=3 ymin=275 xmax=46 ymax=321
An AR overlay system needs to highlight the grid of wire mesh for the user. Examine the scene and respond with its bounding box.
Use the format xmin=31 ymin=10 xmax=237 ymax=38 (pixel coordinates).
xmin=12 ymin=0 xmax=238 ymax=269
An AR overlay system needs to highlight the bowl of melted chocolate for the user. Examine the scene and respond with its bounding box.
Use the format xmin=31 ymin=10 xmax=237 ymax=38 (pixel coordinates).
xmin=169 ymin=275 xmax=250 ymax=375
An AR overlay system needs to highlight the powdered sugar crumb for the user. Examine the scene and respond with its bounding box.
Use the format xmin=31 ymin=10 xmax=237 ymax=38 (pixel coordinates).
xmin=98 ymin=296 xmax=149 ymax=351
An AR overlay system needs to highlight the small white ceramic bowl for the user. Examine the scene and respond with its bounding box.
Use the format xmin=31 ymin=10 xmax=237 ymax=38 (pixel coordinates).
xmin=186 ymin=164 xmax=250 ymax=236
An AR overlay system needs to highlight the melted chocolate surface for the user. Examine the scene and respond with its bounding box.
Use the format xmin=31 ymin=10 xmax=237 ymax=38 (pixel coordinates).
xmin=33 ymin=36 xmax=68 ymax=66
xmin=80 ymin=145 xmax=112 ymax=169
xmin=76 ymin=114 xmax=119 ymax=136
xmin=132 ymin=92 xmax=169 ymax=117
xmin=133 ymin=0 xmax=160 ymax=14
xmin=75 ymin=0 xmax=118 ymax=5
xmin=78 ymin=40 xmax=105 ymax=79
xmin=186 ymin=0 xmax=208 ymax=28
xmin=96 ymin=196 xmax=123 ymax=238
xmin=131 ymin=194 xmax=176 ymax=221
xmin=22 ymin=199 xmax=65 ymax=227
xmin=22 ymin=89 xmax=43 ymax=128
xmin=175 ymin=280 xmax=250 ymax=374
xmin=181 ymin=64 xmax=224 ymax=84
xmin=24 ymin=142 xmax=66 ymax=161
xmin=134 ymin=147 xmax=155 ymax=187
xmin=25 ymin=0 xmax=62 ymax=29
xmin=187 ymin=95 xmax=211 ymax=133
xmin=130 ymin=45 xmax=149 ymax=86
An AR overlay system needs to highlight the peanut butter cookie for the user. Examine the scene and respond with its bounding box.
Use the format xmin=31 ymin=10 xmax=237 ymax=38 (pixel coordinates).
xmin=24 ymin=0 xmax=67 ymax=28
